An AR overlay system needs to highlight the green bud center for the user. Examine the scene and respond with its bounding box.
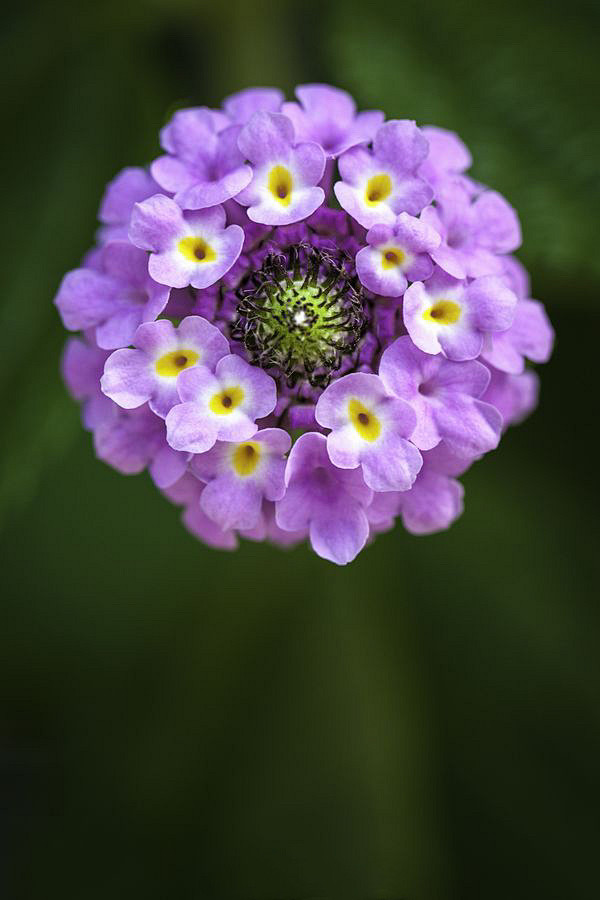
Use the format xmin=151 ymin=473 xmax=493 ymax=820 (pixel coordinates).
xmin=231 ymin=244 xmax=368 ymax=389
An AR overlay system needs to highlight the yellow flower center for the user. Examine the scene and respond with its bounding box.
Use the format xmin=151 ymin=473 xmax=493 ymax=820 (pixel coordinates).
xmin=423 ymin=300 xmax=462 ymax=325
xmin=178 ymin=236 xmax=217 ymax=263
xmin=155 ymin=348 xmax=199 ymax=377
xmin=232 ymin=441 xmax=261 ymax=476
xmin=348 ymin=398 xmax=381 ymax=442
xmin=381 ymin=246 xmax=406 ymax=269
xmin=365 ymin=174 xmax=392 ymax=206
xmin=209 ymin=385 xmax=245 ymax=415
xmin=268 ymin=165 xmax=293 ymax=206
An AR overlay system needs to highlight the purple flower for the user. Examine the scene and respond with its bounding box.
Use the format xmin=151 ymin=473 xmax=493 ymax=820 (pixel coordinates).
xmin=276 ymin=432 xmax=372 ymax=565
xmin=56 ymin=83 xmax=553 ymax=563
xmin=190 ymin=428 xmax=290 ymax=531
xmin=397 ymin=442 xmax=470 ymax=535
xmin=244 ymin=500 xmax=308 ymax=547
xmin=501 ymin=254 xmax=530 ymax=300
xmin=98 ymin=167 xmax=161 ymax=243
xmin=166 ymin=354 xmax=277 ymax=453
xmin=315 ymin=372 xmax=422 ymax=492
xmin=182 ymin=488 xmax=239 ymax=550
xmin=281 ymin=84 xmax=384 ymax=157
xmin=55 ymin=241 xmax=170 ymax=350
xmin=418 ymin=126 xmax=472 ymax=190
xmin=403 ymin=267 xmax=517 ymax=360
xmin=161 ymin=470 xmax=203 ymax=506
xmin=101 ymin=316 xmax=229 ymax=418
xmin=379 ymin=336 xmax=502 ymax=457
xmin=223 ymin=87 xmax=284 ymax=124
xmin=481 ymin=366 xmax=540 ymax=429
xmin=355 ymin=212 xmax=441 ymax=297
xmin=364 ymin=440 xmax=469 ymax=536
xmin=62 ymin=336 xmax=113 ymax=429
xmin=480 ymin=298 xmax=554 ymax=374
xmin=93 ymin=404 xmax=164 ymax=475
xmin=364 ymin=490 xmax=404 ymax=535
xmin=421 ymin=181 xmax=522 ymax=279
xmin=235 ymin=111 xmax=326 ymax=225
xmin=129 ymin=196 xmax=244 ymax=289
xmin=148 ymin=442 xmax=191 ymax=490
xmin=334 ymin=120 xmax=433 ymax=229
xmin=161 ymin=469 xmax=238 ymax=548
xmin=151 ymin=107 xmax=253 ymax=210
xmin=89 ymin=400 xmax=189 ymax=489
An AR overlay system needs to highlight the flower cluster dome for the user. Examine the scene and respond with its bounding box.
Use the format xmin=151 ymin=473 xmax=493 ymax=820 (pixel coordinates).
xmin=55 ymin=84 xmax=554 ymax=564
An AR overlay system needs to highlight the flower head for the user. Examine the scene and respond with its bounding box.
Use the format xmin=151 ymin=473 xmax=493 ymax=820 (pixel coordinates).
xmin=356 ymin=213 xmax=441 ymax=298
xmin=281 ymin=84 xmax=384 ymax=158
xmin=55 ymin=84 xmax=553 ymax=564
xmin=276 ymin=432 xmax=373 ymax=564
xmin=235 ymin=111 xmax=326 ymax=225
xmin=129 ymin=197 xmax=244 ymax=289
xmin=191 ymin=428 xmax=290 ymax=532
xmin=334 ymin=120 xmax=433 ymax=228
xmin=151 ymin=108 xmax=253 ymax=210
xmin=101 ymin=315 xmax=229 ymax=417
xmin=55 ymin=241 xmax=170 ymax=349
xmin=315 ymin=372 xmax=422 ymax=492
xmin=165 ymin=354 xmax=277 ymax=453
xmin=380 ymin=336 xmax=502 ymax=457
xmin=403 ymin=267 xmax=517 ymax=360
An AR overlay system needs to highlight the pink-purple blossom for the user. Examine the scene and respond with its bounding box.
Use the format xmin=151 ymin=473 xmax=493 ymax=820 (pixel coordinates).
xmin=101 ymin=316 xmax=229 ymax=418
xmin=334 ymin=119 xmax=433 ymax=228
xmin=420 ymin=180 xmax=522 ymax=279
xmin=165 ymin=354 xmax=277 ymax=453
xmin=223 ymin=87 xmax=284 ymax=124
xmin=54 ymin=83 xmax=554 ymax=564
xmin=55 ymin=241 xmax=170 ymax=350
xmin=403 ymin=267 xmax=517 ymax=360
xmin=191 ymin=428 xmax=290 ymax=531
xmin=235 ymin=111 xmax=326 ymax=225
xmin=281 ymin=84 xmax=384 ymax=158
xmin=129 ymin=197 xmax=244 ymax=289
xmin=355 ymin=212 xmax=441 ymax=298
xmin=98 ymin=166 xmax=162 ymax=244
xmin=396 ymin=442 xmax=471 ymax=535
xmin=276 ymin=432 xmax=373 ymax=564
xmin=315 ymin=372 xmax=422 ymax=492
xmin=379 ymin=336 xmax=502 ymax=457
xmin=151 ymin=107 xmax=253 ymax=210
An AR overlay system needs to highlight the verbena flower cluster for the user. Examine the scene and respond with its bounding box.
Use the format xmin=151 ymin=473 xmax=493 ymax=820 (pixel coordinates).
xmin=55 ymin=84 xmax=553 ymax=564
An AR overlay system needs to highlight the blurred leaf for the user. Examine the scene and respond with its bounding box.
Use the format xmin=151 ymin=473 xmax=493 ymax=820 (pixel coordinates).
xmin=331 ymin=0 xmax=600 ymax=298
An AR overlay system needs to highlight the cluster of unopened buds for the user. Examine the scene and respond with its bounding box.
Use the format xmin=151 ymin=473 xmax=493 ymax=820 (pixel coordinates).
xmin=55 ymin=84 xmax=553 ymax=564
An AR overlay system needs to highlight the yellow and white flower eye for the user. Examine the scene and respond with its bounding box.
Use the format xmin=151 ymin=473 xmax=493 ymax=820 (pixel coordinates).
xmin=231 ymin=441 xmax=261 ymax=476
xmin=155 ymin=348 xmax=200 ymax=376
xmin=178 ymin=236 xmax=217 ymax=263
xmin=209 ymin=385 xmax=245 ymax=415
xmin=423 ymin=299 xmax=462 ymax=325
xmin=268 ymin=165 xmax=293 ymax=206
xmin=348 ymin=397 xmax=381 ymax=442
xmin=364 ymin=173 xmax=392 ymax=207
xmin=380 ymin=245 xmax=411 ymax=270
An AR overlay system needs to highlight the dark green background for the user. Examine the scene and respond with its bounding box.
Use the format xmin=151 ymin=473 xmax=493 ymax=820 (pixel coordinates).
xmin=1 ymin=1 xmax=599 ymax=897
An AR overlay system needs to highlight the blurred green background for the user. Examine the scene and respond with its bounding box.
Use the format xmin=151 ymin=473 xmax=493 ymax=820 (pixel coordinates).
xmin=1 ymin=0 xmax=599 ymax=897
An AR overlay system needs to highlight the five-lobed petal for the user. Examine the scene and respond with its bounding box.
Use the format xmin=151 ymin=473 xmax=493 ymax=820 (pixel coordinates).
xmin=129 ymin=196 xmax=244 ymax=289
xmin=166 ymin=354 xmax=277 ymax=454
xmin=235 ymin=111 xmax=326 ymax=225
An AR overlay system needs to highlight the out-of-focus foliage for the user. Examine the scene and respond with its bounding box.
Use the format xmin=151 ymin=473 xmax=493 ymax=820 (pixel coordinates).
xmin=1 ymin=1 xmax=599 ymax=898
xmin=333 ymin=0 xmax=600 ymax=290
